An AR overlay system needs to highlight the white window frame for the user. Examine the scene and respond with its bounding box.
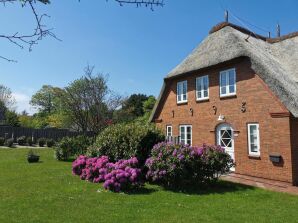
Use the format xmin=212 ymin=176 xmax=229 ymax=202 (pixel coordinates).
xmin=179 ymin=125 xmax=192 ymax=145
xmin=220 ymin=68 xmax=236 ymax=97
xmin=166 ymin=125 xmax=172 ymax=137
xmin=177 ymin=80 xmax=188 ymax=104
xmin=247 ymin=123 xmax=260 ymax=156
xmin=196 ymin=75 xmax=209 ymax=101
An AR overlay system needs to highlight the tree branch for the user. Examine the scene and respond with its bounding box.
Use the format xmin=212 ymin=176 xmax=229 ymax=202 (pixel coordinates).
xmin=0 ymin=0 xmax=59 ymax=62
xmin=113 ymin=0 xmax=164 ymax=10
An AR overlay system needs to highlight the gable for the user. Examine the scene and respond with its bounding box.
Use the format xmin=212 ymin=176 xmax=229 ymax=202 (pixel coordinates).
xmin=150 ymin=23 xmax=298 ymax=122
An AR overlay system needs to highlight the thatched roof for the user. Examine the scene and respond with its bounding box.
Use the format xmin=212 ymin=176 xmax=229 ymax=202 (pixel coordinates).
xmin=150 ymin=22 xmax=298 ymax=122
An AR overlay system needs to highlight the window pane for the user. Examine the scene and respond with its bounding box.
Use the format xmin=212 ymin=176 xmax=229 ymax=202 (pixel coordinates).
xmin=250 ymin=125 xmax=257 ymax=136
xmin=183 ymin=81 xmax=187 ymax=94
xmin=221 ymin=86 xmax=226 ymax=95
xmin=178 ymin=95 xmax=181 ymax=102
xmin=229 ymin=70 xmax=235 ymax=84
xmin=197 ymin=78 xmax=202 ymax=91
xmin=183 ymin=94 xmax=187 ymax=101
xmin=249 ymin=125 xmax=259 ymax=154
xmin=186 ymin=126 xmax=191 ymax=145
xmin=198 ymin=91 xmax=202 ymax=98
xmin=204 ymin=90 xmax=208 ymax=98
xmin=177 ymin=83 xmax=181 ymax=95
xmin=221 ymin=73 xmax=227 ymax=87
xmin=229 ymin=85 xmax=235 ymax=93
xmin=167 ymin=127 xmax=172 ymax=136
xmin=180 ymin=127 xmax=185 ymax=143
xmin=203 ymin=77 xmax=208 ymax=90
xmin=251 ymin=144 xmax=258 ymax=152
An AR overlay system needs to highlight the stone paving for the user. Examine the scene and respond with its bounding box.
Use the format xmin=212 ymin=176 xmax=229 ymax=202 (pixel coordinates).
xmin=221 ymin=173 xmax=298 ymax=195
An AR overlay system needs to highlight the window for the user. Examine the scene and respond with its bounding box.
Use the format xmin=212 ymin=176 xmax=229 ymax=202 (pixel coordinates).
xmin=177 ymin=80 xmax=187 ymax=103
xmin=247 ymin=123 xmax=260 ymax=156
xmin=220 ymin=68 xmax=236 ymax=97
xmin=179 ymin=125 xmax=192 ymax=145
xmin=166 ymin=125 xmax=172 ymax=137
xmin=196 ymin=75 xmax=209 ymax=100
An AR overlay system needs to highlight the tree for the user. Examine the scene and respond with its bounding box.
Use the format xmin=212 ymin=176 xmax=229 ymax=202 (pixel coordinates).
xmin=140 ymin=95 xmax=156 ymax=122
xmin=30 ymin=85 xmax=64 ymax=114
xmin=5 ymin=110 xmax=20 ymax=126
xmin=122 ymin=94 xmax=149 ymax=117
xmin=0 ymin=84 xmax=15 ymax=108
xmin=143 ymin=95 xmax=156 ymax=114
xmin=60 ymin=65 xmax=122 ymax=133
xmin=0 ymin=101 xmax=7 ymax=124
xmin=0 ymin=0 xmax=164 ymax=62
xmin=113 ymin=94 xmax=155 ymax=123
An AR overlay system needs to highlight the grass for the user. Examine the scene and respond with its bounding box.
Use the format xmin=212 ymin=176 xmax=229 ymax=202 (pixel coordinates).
xmin=1 ymin=149 xmax=298 ymax=223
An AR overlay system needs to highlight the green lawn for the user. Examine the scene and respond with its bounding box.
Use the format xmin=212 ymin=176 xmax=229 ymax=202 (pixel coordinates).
xmin=1 ymin=149 xmax=298 ymax=223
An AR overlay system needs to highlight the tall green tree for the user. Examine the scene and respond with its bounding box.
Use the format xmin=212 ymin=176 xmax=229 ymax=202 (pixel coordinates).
xmin=5 ymin=110 xmax=20 ymax=127
xmin=60 ymin=65 xmax=122 ymax=133
xmin=122 ymin=94 xmax=149 ymax=117
xmin=30 ymin=85 xmax=64 ymax=114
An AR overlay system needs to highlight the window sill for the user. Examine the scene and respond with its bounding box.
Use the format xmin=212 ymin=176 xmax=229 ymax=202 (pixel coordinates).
xmin=248 ymin=154 xmax=261 ymax=159
xmin=196 ymin=98 xmax=209 ymax=103
xmin=220 ymin=94 xmax=237 ymax=99
xmin=177 ymin=101 xmax=188 ymax=105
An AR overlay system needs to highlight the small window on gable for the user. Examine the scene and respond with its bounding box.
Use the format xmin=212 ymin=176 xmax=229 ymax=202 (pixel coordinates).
xmin=220 ymin=68 xmax=236 ymax=97
xmin=196 ymin=75 xmax=209 ymax=101
xmin=177 ymin=80 xmax=187 ymax=103
xmin=179 ymin=125 xmax=192 ymax=145
xmin=166 ymin=125 xmax=172 ymax=137
xmin=247 ymin=123 xmax=260 ymax=156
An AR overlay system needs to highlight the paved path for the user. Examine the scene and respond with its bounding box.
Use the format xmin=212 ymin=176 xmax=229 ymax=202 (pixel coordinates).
xmin=221 ymin=173 xmax=298 ymax=195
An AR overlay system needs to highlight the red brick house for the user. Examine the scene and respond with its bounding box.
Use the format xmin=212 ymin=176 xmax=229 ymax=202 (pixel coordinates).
xmin=149 ymin=22 xmax=298 ymax=185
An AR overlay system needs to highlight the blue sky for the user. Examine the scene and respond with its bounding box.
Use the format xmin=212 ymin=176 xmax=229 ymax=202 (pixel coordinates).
xmin=0 ymin=0 xmax=298 ymax=114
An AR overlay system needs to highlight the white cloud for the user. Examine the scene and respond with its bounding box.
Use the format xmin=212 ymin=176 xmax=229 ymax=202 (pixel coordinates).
xmin=11 ymin=92 xmax=37 ymax=115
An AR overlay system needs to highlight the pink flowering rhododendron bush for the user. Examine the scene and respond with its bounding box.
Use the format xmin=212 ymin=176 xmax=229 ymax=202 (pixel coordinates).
xmin=145 ymin=142 xmax=234 ymax=187
xmin=72 ymin=155 xmax=142 ymax=192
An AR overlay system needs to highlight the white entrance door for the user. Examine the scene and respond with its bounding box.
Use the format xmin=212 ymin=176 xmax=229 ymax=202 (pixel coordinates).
xmin=217 ymin=123 xmax=235 ymax=171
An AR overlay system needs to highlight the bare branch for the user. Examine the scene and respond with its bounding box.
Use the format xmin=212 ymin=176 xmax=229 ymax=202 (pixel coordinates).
xmin=113 ymin=0 xmax=164 ymax=10
xmin=0 ymin=0 xmax=163 ymax=61
xmin=0 ymin=0 xmax=58 ymax=61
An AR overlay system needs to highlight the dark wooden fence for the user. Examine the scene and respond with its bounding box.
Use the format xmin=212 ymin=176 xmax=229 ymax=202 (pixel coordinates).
xmin=0 ymin=126 xmax=94 ymax=142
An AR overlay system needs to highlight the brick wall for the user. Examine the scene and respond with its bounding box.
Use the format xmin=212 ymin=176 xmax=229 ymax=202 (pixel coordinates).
xmin=154 ymin=58 xmax=294 ymax=183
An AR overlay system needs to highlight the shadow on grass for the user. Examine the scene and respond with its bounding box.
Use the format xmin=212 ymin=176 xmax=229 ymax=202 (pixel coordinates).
xmin=151 ymin=180 xmax=256 ymax=195
xmin=123 ymin=186 xmax=158 ymax=195
xmin=60 ymin=158 xmax=76 ymax=162
xmin=27 ymin=161 xmax=44 ymax=164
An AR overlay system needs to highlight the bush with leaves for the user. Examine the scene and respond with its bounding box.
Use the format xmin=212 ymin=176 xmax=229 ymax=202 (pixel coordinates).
xmin=17 ymin=136 xmax=27 ymax=146
xmin=87 ymin=122 xmax=164 ymax=164
xmin=27 ymin=137 xmax=33 ymax=146
xmin=46 ymin=139 xmax=55 ymax=147
xmin=54 ymin=135 xmax=93 ymax=161
xmin=38 ymin=138 xmax=46 ymax=147
xmin=145 ymin=142 xmax=234 ymax=187
xmin=5 ymin=138 xmax=14 ymax=147
xmin=0 ymin=137 xmax=5 ymax=146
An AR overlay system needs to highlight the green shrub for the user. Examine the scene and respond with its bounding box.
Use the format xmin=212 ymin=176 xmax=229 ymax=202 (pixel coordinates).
xmin=27 ymin=137 xmax=33 ymax=146
xmin=17 ymin=136 xmax=26 ymax=146
xmin=5 ymin=138 xmax=14 ymax=147
xmin=46 ymin=139 xmax=55 ymax=147
xmin=0 ymin=137 xmax=5 ymax=146
xmin=38 ymin=138 xmax=46 ymax=147
xmin=54 ymin=135 xmax=93 ymax=161
xmin=87 ymin=122 xmax=164 ymax=164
